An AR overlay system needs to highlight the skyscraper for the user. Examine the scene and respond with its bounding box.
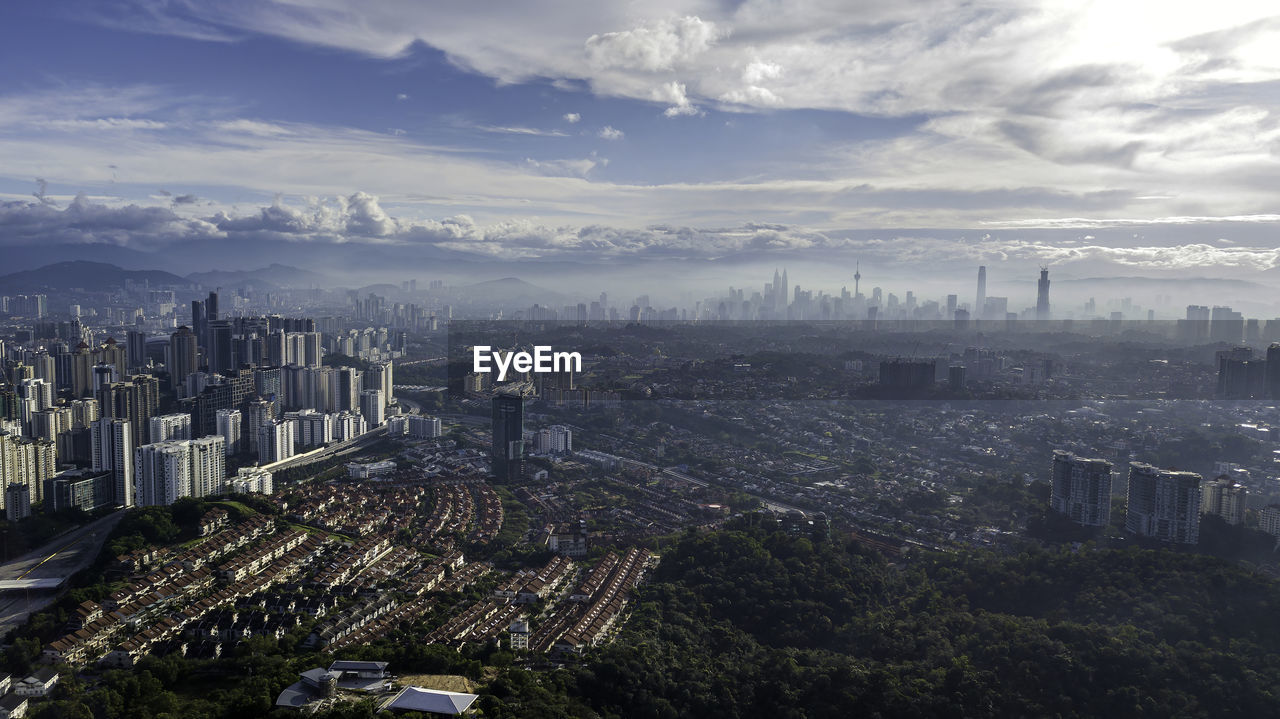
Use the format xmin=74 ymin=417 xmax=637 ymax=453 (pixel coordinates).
xmin=364 ymin=361 xmax=394 ymax=404
xmin=135 ymin=440 xmax=192 ymax=507
xmin=976 ymin=266 xmax=986 ymax=318
xmin=359 ymin=389 xmax=385 ymax=428
xmin=215 ymin=408 xmax=242 ymax=457
xmin=257 ymin=420 xmax=295 ymax=464
xmin=149 ymin=413 xmax=193 ymax=442
xmin=1267 ymin=344 xmax=1280 ymax=399
xmin=126 ymin=330 xmax=148 ymax=373
xmin=189 ymin=436 xmax=226 ymax=498
xmin=333 ymin=367 xmax=362 ymax=413
xmin=1050 ymin=450 xmax=1112 ymax=527
xmin=206 ymin=290 xmax=219 ymax=323
xmin=91 ymin=417 xmax=134 ymax=506
xmin=245 ymin=397 xmax=276 ymax=454
xmin=1125 ymin=462 xmax=1202 ymax=544
xmin=492 ymin=385 xmax=529 ymax=482
xmin=169 ymin=325 xmax=198 ymax=392
xmin=1210 ymin=306 xmax=1244 ymax=343
xmin=98 ymin=375 xmax=161 ymax=444
xmin=191 ymin=299 xmax=207 ymax=355
xmin=208 ymin=320 xmax=234 ymax=376
xmin=1036 ymin=267 xmax=1051 ymax=321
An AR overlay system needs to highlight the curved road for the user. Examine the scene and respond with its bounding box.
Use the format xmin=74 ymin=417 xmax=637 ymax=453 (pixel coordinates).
xmin=0 ymin=510 xmax=126 ymax=635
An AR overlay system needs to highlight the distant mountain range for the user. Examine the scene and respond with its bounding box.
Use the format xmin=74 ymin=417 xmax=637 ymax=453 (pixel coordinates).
xmin=0 ymin=261 xmax=188 ymax=293
xmin=187 ymin=264 xmax=332 ymax=289
xmin=456 ymin=277 xmax=568 ymax=304
xmin=0 ymin=261 xmax=336 ymax=293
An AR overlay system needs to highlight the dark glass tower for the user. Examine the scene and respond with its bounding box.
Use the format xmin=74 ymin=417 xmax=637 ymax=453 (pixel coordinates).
xmin=492 ymin=386 xmax=528 ymax=482
xmin=169 ymin=325 xmax=198 ymax=391
xmin=1036 ymin=267 xmax=1051 ymax=321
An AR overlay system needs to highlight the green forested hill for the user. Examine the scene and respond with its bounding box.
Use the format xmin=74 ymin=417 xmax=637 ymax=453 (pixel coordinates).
xmin=477 ymin=523 xmax=1280 ymax=718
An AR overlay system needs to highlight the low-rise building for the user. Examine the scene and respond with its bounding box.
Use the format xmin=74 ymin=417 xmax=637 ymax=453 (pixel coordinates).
xmin=13 ymin=668 xmax=58 ymax=698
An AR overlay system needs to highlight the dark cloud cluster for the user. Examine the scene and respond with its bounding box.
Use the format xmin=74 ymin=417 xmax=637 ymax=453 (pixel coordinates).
xmin=0 ymin=193 xmax=219 ymax=248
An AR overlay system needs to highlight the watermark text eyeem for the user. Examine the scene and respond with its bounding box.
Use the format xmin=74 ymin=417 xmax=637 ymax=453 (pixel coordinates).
xmin=473 ymin=345 xmax=582 ymax=382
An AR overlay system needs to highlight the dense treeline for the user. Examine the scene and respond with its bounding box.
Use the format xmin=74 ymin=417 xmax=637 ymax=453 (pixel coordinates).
xmin=479 ymin=521 xmax=1280 ymax=718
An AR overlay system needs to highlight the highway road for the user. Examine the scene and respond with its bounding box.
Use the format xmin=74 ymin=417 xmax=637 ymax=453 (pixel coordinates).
xmin=0 ymin=510 xmax=126 ymax=636
xmin=264 ymin=425 xmax=390 ymax=473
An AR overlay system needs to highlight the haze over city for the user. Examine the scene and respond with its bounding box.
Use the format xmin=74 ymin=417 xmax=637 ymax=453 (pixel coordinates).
xmin=2 ymin=2 xmax=1280 ymax=300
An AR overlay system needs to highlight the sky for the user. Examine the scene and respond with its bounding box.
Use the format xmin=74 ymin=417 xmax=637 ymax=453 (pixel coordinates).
xmin=2 ymin=1 xmax=1280 ymax=282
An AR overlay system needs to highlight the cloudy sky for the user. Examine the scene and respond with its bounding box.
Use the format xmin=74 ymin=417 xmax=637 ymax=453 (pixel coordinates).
xmin=2 ymin=1 xmax=1280 ymax=278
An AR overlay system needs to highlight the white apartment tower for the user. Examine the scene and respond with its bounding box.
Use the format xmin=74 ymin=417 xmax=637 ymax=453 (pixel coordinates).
xmin=216 ymin=409 xmax=242 ymax=457
xmin=149 ymin=413 xmax=193 ymax=443
xmin=91 ymin=417 xmax=134 ymax=506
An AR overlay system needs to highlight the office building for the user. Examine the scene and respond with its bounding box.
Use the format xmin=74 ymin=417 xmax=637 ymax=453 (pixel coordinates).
xmin=126 ymin=330 xmax=148 ymax=374
xmin=1036 ymin=267 xmax=1050 ymax=321
xmin=976 ymin=266 xmax=986 ymax=318
xmin=492 ymin=385 xmax=529 ymax=482
xmin=1210 ymin=306 xmax=1244 ymax=344
xmin=168 ymin=326 xmax=198 ymax=392
xmin=207 ymin=320 xmax=234 ymax=376
xmin=44 ymin=469 xmax=114 ymax=513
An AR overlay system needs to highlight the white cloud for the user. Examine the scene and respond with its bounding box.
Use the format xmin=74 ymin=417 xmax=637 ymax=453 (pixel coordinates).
xmin=585 ymin=16 xmax=722 ymax=72
xmin=653 ymin=81 xmax=700 ymax=117
xmin=981 ymin=214 xmax=1280 ymax=229
xmin=742 ymin=60 xmax=781 ymax=85
xmin=46 ymin=118 xmax=169 ymax=131
xmin=719 ymin=85 xmax=782 ymax=107
xmin=6 ymin=190 xmax=1279 ymax=271
xmin=82 ymin=2 xmax=1280 ymax=221
xmin=215 ymin=119 xmax=294 ymax=136
xmin=562 ymin=112 xmax=581 ymax=123
xmin=598 ymin=125 xmax=624 ymax=140
xmin=524 ymin=155 xmax=606 ymax=177
xmin=473 ymin=124 xmax=569 ymax=137
xmin=396 ymin=92 xmax=409 ymax=100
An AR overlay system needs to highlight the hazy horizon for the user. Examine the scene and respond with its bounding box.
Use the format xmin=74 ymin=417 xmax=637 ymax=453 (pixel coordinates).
xmin=3 ymin=1 xmax=1280 ymax=304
